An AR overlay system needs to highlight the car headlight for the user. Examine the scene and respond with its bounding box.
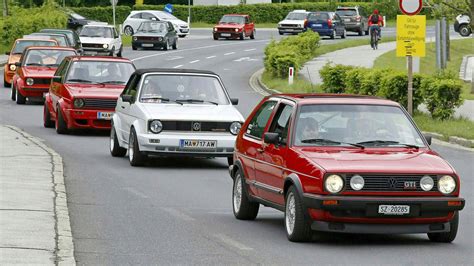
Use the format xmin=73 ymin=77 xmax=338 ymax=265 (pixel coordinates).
xmin=26 ymin=78 xmax=34 ymax=86
xmin=73 ymin=98 xmax=85 ymax=108
xmin=158 ymin=37 xmax=163 ymax=41
xmin=133 ymin=37 xmax=137 ymax=41
xmin=230 ymin=122 xmax=241 ymax=135
xmin=420 ymin=175 xmax=434 ymax=191
xmin=438 ymin=175 xmax=456 ymax=194
xmin=149 ymin=120 xmax=163 ymax=134
xmin=9 ymin=64 xmax=16 ymax=71
xmin=213 ymin=27 xmax=217 ymax=32
xmin=325 ymin=174 xmax=344 ymax=194
xmin=350 ymin=175 xmax=364 ymax=191
xmin=103 ymin=43 xmax=108 ymax=49
xmin=234 ymin=28 xmax=239 ymax=32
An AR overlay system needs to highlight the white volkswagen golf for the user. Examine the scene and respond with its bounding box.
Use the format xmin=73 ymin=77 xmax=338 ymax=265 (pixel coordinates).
xmin=110 ymin=69 xmax=244 ymax=166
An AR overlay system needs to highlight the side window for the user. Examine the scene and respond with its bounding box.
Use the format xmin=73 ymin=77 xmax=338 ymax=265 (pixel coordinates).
xmin=56 ymin=59 xmax=69 ymax=78
xmin=246 ymin=101 xmax=277 ymax=139
xmin=168 ymin=22 xmax=174 ymax=31
xmin=131 ymin=13 xmax=142 ymax=19
xmin=269 ymin=104 xmax=294 ymax=145
xmin=113 ymin=28 xmax=119 ymax=38
xmin=245 ymin=16 xmax=250 ymax=24
xmin=142 ymin=13 xmax=156 ymax=20
xmin=122 ymin=74 xmax=139 ymax=101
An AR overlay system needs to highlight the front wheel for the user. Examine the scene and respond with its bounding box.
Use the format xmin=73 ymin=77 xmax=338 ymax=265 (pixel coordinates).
xmin=43 ymin=103 xmax=54 ymax=128
xmin=55 ymin=108 xmax=68 ymax=134
xmin=459 ymin=24 xmax=472 ymax=37
xmin=213 ymin=34 xmax=218 ymax=40
xmin=117 ymin=45 xmax=123 ymax=57
xmin=163 ymin=41 xmax=168 ymax=51
xmin=4 ymin=77 xmax=11 ymax=88
xmin=172 ymin=40 xmax=177 ymax=50
xmin=11 ymin=84 xmax=16 ymax=101
xmin=128 ymin=128 xmax=147 ymax=166
xmin=428 ymin=212 xmax=459 ymax=243
xmin=341 ymin=29 xmax=346 ymax=39
xmin=232 ymin=170 xmax=259 ymax=220
xmin=16 ymin=87 xmax=26 ymax=104
xmin=250 ymin=30 xmax=255 ymax=39
xmin=239 ymin=32 xmax=244 ymax=40
xmin=178 ymin=35 xmax=186 ymax=38
xmin=285 ymin=186 xmax=312 ymax=242
xmin=110 ymin=125 xmax=127 ymax=157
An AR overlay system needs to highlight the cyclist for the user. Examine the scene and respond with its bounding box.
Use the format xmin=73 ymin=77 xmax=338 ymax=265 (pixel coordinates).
xmin=368 ymin=9 xmax=384 ymax=40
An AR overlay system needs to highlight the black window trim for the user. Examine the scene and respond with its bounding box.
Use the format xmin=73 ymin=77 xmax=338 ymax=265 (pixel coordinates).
xmin=244 ymin=99 xmax=279 ymax=141
xmin=268 ymin=100 xmax=296 ymax=146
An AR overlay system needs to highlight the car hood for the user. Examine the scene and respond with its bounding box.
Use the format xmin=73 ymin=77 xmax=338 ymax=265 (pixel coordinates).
xmin=162 ymin=19 xmax=188 ymax=27
xmin=22 ymin=66 xmax=57 ymax=77
xmin=65 ymin=84 xmax=125 ymax=98
xmin=141 ymin=104 xmax=244 ymax=122
xmin=279 ymin=19 xmax=305 ymax=25
xmin=79 ymin=37 xmax=114 ymax=44
xmin=133 ymin=32 xmax=166 ymax=37
xmin=215 ymin=23 xmax=244 ymax=28
xmin=8 ymin=54 xmax=21 ymax=65
xmin=294 ymin=147 xmax=455 ymax=174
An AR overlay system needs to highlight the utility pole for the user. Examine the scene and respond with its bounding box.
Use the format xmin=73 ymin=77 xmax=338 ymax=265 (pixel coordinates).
xmin=3 ymin=0 xmax=9 ymax=17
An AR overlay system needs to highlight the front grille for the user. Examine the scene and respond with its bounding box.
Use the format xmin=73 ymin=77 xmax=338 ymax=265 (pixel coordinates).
xmin=82 ymin=43 xmax=103 ymax=48
xmin=34 ymin=78 xmax=51 ymax=85
xmin=161 ymin=121 xmax=231 ymax=132
xmin=345 ymin=174 xmax=438 ymax=192
xmin=281 ymin=24 xmax=299 ymax=28
xmin=83 ymin=98 xmax=117 ymax=109
xmin=180 ymin=25 xmax=188 ymax=29
xmin=137 ymin=36 xmax=161 ymax=41
xmin=217 ymin=28 xmax=236 ymax=32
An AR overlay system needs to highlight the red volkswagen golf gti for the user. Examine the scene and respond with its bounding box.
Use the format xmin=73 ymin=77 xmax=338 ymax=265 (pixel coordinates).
xmin=11 ymin=46 xmax=77 ymax=104
xmin=230 ymin=94 xmax=465 ymax=243
xmin=43 ymin=56 xmax=135 ymax=134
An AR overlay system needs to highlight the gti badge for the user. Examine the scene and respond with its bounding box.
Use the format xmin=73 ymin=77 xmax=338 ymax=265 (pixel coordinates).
xmin=404 ymin=181 xmax=417 ymax=190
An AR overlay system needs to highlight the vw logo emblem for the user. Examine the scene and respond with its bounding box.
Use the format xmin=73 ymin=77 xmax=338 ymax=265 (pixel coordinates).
xmin=388 ymin=178 xmax=397 ymax=189
xmin=192 ymin=122 xmax=201 ymax=131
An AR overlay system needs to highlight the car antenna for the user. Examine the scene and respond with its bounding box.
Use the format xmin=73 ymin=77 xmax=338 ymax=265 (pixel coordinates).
xmin=306 ymin=67 xmax=315 ymax=92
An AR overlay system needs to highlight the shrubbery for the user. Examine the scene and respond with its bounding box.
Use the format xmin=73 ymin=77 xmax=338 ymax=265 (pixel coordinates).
xmin=264 ymin=31 xmax=319 ymax=79
xmin=71 ymin=6 xmax=132 ymax=25
xmin=319 ymin=64 xmax=463 ymax=119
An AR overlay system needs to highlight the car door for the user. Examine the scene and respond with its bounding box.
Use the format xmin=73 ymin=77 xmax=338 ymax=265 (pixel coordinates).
xmin=112 ymin=27 xmax=121 ymax=50
xmin=167 ymin=22 xmax=177 ymax=44
xmin=116 ymin=73 xmax=140 ymax=142
xmin=239 ymin=100 xmax=278 ymax=197
xmin=254 ymin=101 xmax=295 ymax=205
xmin=244 ymin=16 xmax=251 ymax=35
xmin=50 ymin=59 xmax=70 ymax=116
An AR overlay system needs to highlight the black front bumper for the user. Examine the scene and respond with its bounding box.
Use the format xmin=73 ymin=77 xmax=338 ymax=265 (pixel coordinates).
xmin=132 ymin=41 xmax=166 ymax=48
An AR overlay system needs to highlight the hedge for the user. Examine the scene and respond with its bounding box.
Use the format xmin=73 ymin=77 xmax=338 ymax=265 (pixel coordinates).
xmin=319 ymin=64 xmax=464 ymax=119
xmin=1 ymin=5 xmax=67 ymax=47
xmin=71 ymin=6 xmax=132 ymax=25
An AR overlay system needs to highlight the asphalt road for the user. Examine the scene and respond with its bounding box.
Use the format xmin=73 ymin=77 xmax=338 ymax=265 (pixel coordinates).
xmin=1 ymin=28 xmax=472 ymax=265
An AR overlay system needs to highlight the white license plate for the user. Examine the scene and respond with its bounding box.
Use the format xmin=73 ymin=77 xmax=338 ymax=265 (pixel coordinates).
xmin=180 ymin=139 xmax=217 ymax=149
xmin=344 ymin=19 xmax=351 ymax=22
xmin=313 ymin=24 xmax=322 ymax=27
xmin=142 ymin=43 xmax=154 ymax=47
xmin=221 ymin=33 xmax=231 ymax=37
xmin=97 ymin=112 xmax=113 ymax=120
xmin=378 ymin=205 xmax=410 ymax=215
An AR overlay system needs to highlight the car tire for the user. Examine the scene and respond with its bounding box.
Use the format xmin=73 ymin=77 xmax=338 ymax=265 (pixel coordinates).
xmin=4 ymin=77 xmax=11 ymax=88
xmin=15 ymin=87 xmax=26 ymax=104
xmin=279 ymin=31 xmax=283 ymax=35
xmin=11 ymin=84 xmax=16 ymax=101
xmin=428 ymin=211 xmax=459 ymax=243
xmin=341 ymin=29 xmax=346 ymax=39
xmin=172 ymin=40 xmax=177 ymax=50
xmin=459 ymin=24 xmax=472 ymax=37
xmin=330 ymin=30 xmax=336 ymax=39
xmin=128 ymin=127 xmax=147 ymax=166
xmin=227 ymin=157 xmax=234 ymax=166
xmin=109 ymin=47 xmax=115 ymax=56
xmin=43 ymin=104 xmax=54 ymax=128
xmin=213 ymin=34 xmax=218 ymax=40
xmin=285 ymin=186 xmax=312 ymax=242
xmin=124 ymin=26 xmax=134 ymax=36
xmin=117 ymin=45 xmax=123 ymax=57
xmin=178 ymin=35 xmax=186 ymax=38
xmin=110 ymin=125 xmax=127 ymax=157
xmin=250 ymin=30 xmax=255 ymax=39
xmin=239 ymin=32 xmax=244 ymax=40
xmin=232 ymin=170 xmax=259 ymax=220
xmin=163 ymin=41 xmax=168 ymax=51
xmin=132 ymin=45 xmax=137 ymax=50
xmin=358 ymin=27 xmax=364 ymax=36
xmin=55 ymin=108 xmax=68 ymax=134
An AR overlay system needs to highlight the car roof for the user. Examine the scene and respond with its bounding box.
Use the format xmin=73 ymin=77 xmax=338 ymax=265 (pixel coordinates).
xmin=41 ymin=29 xmax=74 ymax=33
xmin=68 ymin=56 xmax=132 ymax=63
xmin=83 ymin=23 xmax=113 ymax=28
xmin=337 ymin=6 xmax=359 ymax=10
xmin=134 ymin=68 xmax=218 ymax=76
xmin=15 ymin=38 xmax=57 ymax=43
xmin=24 ymin=46 xmax=76 ymax=51
xmin=269 ymin=94 xmax=400 ymax=106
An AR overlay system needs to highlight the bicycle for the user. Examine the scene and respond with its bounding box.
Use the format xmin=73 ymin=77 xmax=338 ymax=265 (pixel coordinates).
xmin=370 ymin=27 xmax=379 ymax=50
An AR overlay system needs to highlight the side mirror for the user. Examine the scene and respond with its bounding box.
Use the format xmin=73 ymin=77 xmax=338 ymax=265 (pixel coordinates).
xmin=230 ymin=98 xmax=239 ymax=105
xmin=15 ymin=62 xmax=21 ymax=67
xmin=5 ymin=52 xmax=10 ymax=55
xmin=151 ymin=17 xmax=157 ymax=21
xmin=121 ymin=94 xmax=133 ymax=103
xmin=263 ymin=132 xmax=280 ymax=145
xmin=52 ymin=76 xmax=61 ymax=83
xmin=424 ymin=135 xmax=432 ymax=145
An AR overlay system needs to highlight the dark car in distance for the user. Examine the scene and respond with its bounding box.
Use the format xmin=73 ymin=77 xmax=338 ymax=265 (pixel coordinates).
xmin=132 ymin=21 xmax=178 ymax=50
xmin=40 ymin=29 xmax=83 ymax=54
xmin=307 ymin=12 xmax=346 ymax=39
xmin=336 ymin=6 xmax=369 ymax=36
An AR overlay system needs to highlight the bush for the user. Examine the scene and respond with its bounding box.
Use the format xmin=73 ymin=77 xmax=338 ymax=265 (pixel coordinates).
xmin=359 ymin=68 xmax=391 ymax=96
xmin=378 ymin=72 xmax=424 ymax=110
xmin=1 ymin=5 xmax=67 ymax=47
xmin=421 ymin=76 xmax=464 ymax=120
xmin=319 ymin=63 xmax=354 ymax=93
xmin=71 ymin=6 xmax=132 ymax=25
xmin=345 ymin=67 xmax=367 ymax=94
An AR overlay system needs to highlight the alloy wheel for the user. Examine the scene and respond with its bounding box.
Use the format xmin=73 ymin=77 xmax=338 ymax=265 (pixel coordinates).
xmin=110 ymin=127 xmax=115 ymax=152
xmin=129 ymin=132 xmax=135 ymax=162
xmin=285 ymin=192 xmax=296 ymax=235
xmin=233 ymin=175 xmax=243 ymax=213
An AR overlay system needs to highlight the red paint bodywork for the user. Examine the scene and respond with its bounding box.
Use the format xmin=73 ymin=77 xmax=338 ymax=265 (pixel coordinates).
xmin=234 ymin=94 xmax=464 ymax=227
xmin=213 ymin=14 xmax=255 ymax=39
xmin=44 ymin=56 xmax=133 ymax=130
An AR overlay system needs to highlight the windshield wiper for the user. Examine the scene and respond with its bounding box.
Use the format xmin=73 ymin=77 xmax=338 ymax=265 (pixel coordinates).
xmin=26 ymin=63 xmax=44 ymax=66
xmin=176 ymin=99 xmax=218 ymax=105
xmin=141 ymin=96 xmax=183 ymax=105
xmin=301 ymin=138 xmax=365 ymax=148
xmin=97 ymin=81 xmax=125 ymax=85
xmin=66 ymin=79 xmax=94 ymax=83
xmin=356 ymin=140 xmax=420 ymax=149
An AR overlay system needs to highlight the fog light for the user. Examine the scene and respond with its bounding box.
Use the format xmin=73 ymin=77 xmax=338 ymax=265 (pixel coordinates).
xmin=350 ymin=175 xmax=364 ymax=191
xmin=420 ymin=175 xmax=434 ymax=191
xmin=26 ymin=78 xmax=34 ymax=86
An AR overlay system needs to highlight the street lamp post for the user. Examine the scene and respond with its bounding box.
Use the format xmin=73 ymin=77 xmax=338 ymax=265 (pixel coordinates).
xmin=188 ymin=0 xmax=191 ymax=26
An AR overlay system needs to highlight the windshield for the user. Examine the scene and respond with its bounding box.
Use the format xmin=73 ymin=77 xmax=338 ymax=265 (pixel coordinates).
xmin=336 ymin=10 xmax=357 ymax=16
xmin=285 ymin=12 xmax=308 ymax=20
xmin=80 ymin=27 xmax=113 ymax=38
xmin=139 ymin=74 xmax=229 ymax=105
xmin=12 ymin=40 xmax=56 ymax=54
xmin=156 ymin=11 xmax=178 ymax=20
xmin=31 ymin=34 xmax=67 ymax=46
xmin=42 ymin=30 xmax=75 ymax=45
xmin=66 ymin=61 xmax=135 ymax=84
xmin=24 ymin=49 xmax=76 ymax=67
xmin=220 ymin=15 xmax=245 ymax=24
xmin=308 ymin=13 xmax=330 ymax=21
xmin=70 ymin=13 xmax=85 ymax=20
xmin=294 ymin=104 xmax=425 ymax=147
xmin=138 ymin=22 xmax=167 ymax=33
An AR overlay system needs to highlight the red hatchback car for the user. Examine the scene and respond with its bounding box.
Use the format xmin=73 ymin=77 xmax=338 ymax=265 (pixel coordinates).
xmin=213 ymin=14 xmax=255 ymax=40
xmin=230 ymin=94 xmax=465 ymax=242
xmin=11 ymin=46 xmax=77 ymax=104
xmin=43 ymin=56 xmax=135 ymax=134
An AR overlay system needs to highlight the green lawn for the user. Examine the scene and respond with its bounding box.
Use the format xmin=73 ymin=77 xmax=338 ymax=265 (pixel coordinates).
xmin=373 ymin=38 xmax=474 ymax=100
xmin=413 ymin=112 xmax=474 ymax=143
xmin=122 ymin=35 xmax=132 ymax=47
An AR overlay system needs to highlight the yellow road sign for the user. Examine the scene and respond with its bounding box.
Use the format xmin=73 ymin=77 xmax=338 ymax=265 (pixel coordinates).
xmin=396 ymin=15 xmax=426 ymax=57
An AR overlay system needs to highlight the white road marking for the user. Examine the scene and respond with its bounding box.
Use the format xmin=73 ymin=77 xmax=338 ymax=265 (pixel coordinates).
xmin=173 ymin=65 xmax=183 ymax=68
xmin=224 ymin=52 xmax=235 ymax=56
xmin=189 ymin=60 xmax=200 ymax=64
xmin=122 ymin=187 xmax=149 ymax=199
xmin=206 ymin=55 xmax=216 ymax=59
xmin=166 ymin=56 xmax=183 ymax=61
xmin=214 ymin=233 xmax=253 ymax=251
xmin=161 ymin=207 xmax=195 ymax=222
xmin=244 ymin=48 xmax=256 ymax=52
xmin=234 ymin=57 xmax=258 ymax=62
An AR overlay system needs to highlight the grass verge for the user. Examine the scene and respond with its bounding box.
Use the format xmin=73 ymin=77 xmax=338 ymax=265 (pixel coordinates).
xmin=122 ymin=35 xmax=132 ymax=47
xmin=373 ymin=38 xmax=474 ymax=100
xmin=413 ymin=112 xmax=474 ymax=142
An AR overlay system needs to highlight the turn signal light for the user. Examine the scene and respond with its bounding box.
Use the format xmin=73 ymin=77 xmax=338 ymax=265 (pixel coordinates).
xmin=448 ymin=201 xmax=462 ymax=206
xmin=323 ymin=200 xmax=338 ymax=206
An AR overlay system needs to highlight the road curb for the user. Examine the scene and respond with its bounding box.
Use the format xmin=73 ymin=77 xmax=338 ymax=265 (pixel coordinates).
xmin=459 ymin=55 xmax=473 ymax=82
xmin=249 ymin=68 xmax=281 ymax=96
xmin=5 ymin=125 xmax=76 ymax=265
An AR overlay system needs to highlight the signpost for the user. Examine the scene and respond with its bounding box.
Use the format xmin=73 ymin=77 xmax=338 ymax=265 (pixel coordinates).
xmin=164 ymin=3 xmax=173 ymax=14
xmin=288 ymin=67 xmax=294 ymax=85
xmin=111 ymin=0 xmax=118 ymax=27
xmin=397 ymin=0 xmax=424 ymax=116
